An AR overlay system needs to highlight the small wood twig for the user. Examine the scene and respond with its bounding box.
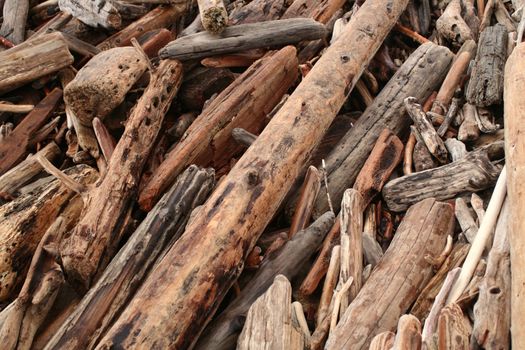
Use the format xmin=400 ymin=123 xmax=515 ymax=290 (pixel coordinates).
xmin=394 ymin=23 xmax=429 ymax=44
xmin=35 ymin=153 xmax=87 ymax=196
xmin=92 ymin=117 xmax=116 ymax=162
xmin=0 ymin=103 xmax=34 ymax=113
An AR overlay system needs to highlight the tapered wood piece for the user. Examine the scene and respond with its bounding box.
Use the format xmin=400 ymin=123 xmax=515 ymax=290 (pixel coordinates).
xmin=95 ymin=0 xmax=410 ymax=347
xmin=325 ymin=198 xmax=454 ymax=350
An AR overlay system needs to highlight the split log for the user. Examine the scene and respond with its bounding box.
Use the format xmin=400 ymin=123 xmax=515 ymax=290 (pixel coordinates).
xmin=0 ymin=89 xmax=63 ymax=175
xmin=159 ymin=18 xmax=326 ymax=61
xmin=195 ymin=213 xmax=334 ymax=350
xmin=0 ymin=0 xmax=29 ymax=44
xmin=96 ymin=0 xmax=409 ymax=347
xmin=466 ymin=24 xmax=507 ymax=107
xmin=352 ymin=129 xmax=403 ymax=208
xmin=437 ymin=303 xmax=471 ymax=349
xmin=325 ymin=198 xmax=454 ymax=350
xmin=503 ymin=41 xmax=525 ymax=350
xmin=64 ymin=47 xmax=148 ymax=126
xmin=0 ymin=165 xmax=97 ymax=302
xmin=472 ymin=199 xmax=510 ymax=349
xmin=0 ymin=34 xmax=73 ymax=95
xmin=237 ymin=275 xmax=305 ymax=350
xmin=198 ymin=0 xmax=228 ymax=33
xmin=392 ymin=315 xmax=422 ymax=350
xmin=281 ymin=0 xmax=345 ymax=24
xmin=139 ymin=46 xmax=298 ymax=211
xmin=60 ymin=60 xmax=183 ymax=290
xmin=58 ymin=0 xmax=121 ymax=29
xmin=382 ymin=149 xmax=501 ymax=212
xmin=314 ymin=42 xmax=453 ymax=217
xmin=44 ymin=165 xmax=215 ymax=350
xmin=0 ymin=142 xmax=61 ymax=197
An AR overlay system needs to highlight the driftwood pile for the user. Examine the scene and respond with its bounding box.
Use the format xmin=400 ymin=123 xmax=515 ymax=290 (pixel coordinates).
xmin=0 ymin=0 xmax=523 ymax=349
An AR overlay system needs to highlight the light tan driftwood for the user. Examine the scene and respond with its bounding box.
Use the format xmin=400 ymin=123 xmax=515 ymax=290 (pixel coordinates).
xmin=325 ymin=198 xmax=454 ymax=349
xmin=436 ymin=0 xmax=474 ymax=44
xmin=503 ymin=42 xmax=525 ymax=350
xmin=95 ymin=0 xmax=410 ymax=347
xmin=369 ymin=332 xmax=395 ymax=350
xmin=58 ymin=0 xmax=122 ymax=29
xmin=458 ymin=103 xmax=481 ymax=141
xmin=0 ymin=0 xmax=29 ymax=44
xmin=391 ymin=315 xmax=421 ymax=350
xmin=317 ymin=245 xmax=341 ymax=326
xmin=455 ymin=197 xmax=478 ymax=243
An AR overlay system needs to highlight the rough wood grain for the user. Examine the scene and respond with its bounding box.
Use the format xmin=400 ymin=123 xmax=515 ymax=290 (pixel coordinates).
xmin=314 ymin=42 xmax=453 ymax=217
xmin=60 ymin=60 xmax=183 ymax=290
xmin=58 ymin=0 xmax=122 ymax=29
xmin=95 ymin=0 xmax=409 ymax=347
xmin=229 ymin=0 xmax=285 ymax=25
xmin=45 ymin=165 xmax=215 ymax=350
xmin=437 ymin=303 xmax=471 ymax=349
xmin=369 ymin=332 xmax=395 ymax=350
xmin=392 ymin=315 xmax=422 ymax=350
xmin=139 ymin=46 xmax=298 ymax=211
xmin=382 ymin=150 xmax=501 ymax=212
xmin=282 ymin=0 xmax=345 ymax=24
xmin=289 ymin=165 xmax=321 ymax=237
xmin=325 ymin=198 xmax=454 ymax=350
xmin=0 ymin=0 xmax=29 ymax=44
xmin=159 ymin=18 xmax=326 ymax=60
xmin=466 ymin=24 xmax=507 ymax=107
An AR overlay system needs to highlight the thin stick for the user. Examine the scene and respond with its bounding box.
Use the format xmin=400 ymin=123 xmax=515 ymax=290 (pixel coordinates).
xmin=322 ymin=159 xmax=334 ymax=214
xmin=394 ymin=23 xmax=429 ymax=44
xmin=329 ymin=277 xmax=353 ymax=333
xmin=0 ymin=103 xmax=34 ymax=113
xmin=130 ymin=37 xmax=154 ymax=71
xmin=317 ymin=245 xmax=341 ymax=326
xmin=92 ymin=117 xmax=116 ymax=162
xmin=403 ymin=133 xmax=416 ymax=175
xmin=447 ymin=165 xmax=507 ymax=304
xmin=35 ymin=153 xmax=88 ymax=195
xmin=292 ymin=301 xmax=311 ymax=341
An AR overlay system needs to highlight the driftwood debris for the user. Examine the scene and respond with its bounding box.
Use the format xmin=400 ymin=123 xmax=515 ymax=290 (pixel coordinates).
xmin=0 ymin=0 xmax=29 ymax=44
xmin=198 ymin=0 xmax=228 ymax=33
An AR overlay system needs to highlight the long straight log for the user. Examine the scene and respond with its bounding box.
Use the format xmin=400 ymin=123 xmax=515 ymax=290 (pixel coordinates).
xmin=45 ymin=165 xmax=215 ymax=350
xmin=503 ymin=41 xmax=525 ymax=350
xmin=139 ymin=46 xmax=298 ymax=210
xmin=325 ymin=198 xmax=454 ymax=349
xmin=60 ymin=60 xmax=183 ymax=290
xmin=313 ymin=42 xmax=453 ymax=217
xmin=95 ymin=0 xmax=410 ymax=348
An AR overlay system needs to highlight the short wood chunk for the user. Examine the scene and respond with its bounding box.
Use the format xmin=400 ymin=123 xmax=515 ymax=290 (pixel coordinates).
xmin=44 ymin=165 xmax=215 ymax=350
xmin=436 ymin=0 xmax=474 ymax=44
xmin=455 ymin=197 xmax=478 ymax=243
xmin=392 ymin=315 xmax=422 ymax=350
xmin=198 ymin=0 xmax=228 ymax=33
xmin=58 ymin=0 xmax=122 ymax=29
xmin=0 ymin=165 xmax=97 ymax=302
xmin=237 ymin=275 xmax=305 ymax=350
xmin=0 ymin=34 xmax=73 ymax=95
xmin=369 ymin=332 xmax=395 ymax=350
xmin=466 ymin=24 xmax=507 ymax=107
xmin=458 ymin=103 xmax=481 ymax=141
xmin=314 ymin=42 xmax=453 ymax=217
xmin=325 ymin=198 xmax=454 ymax=350
xmin=437 ymin=303 xmax=471 ymax=349
xmin=382 ymin=150 xmax=501 ymax=212
xmin=0 ymin=0 xmax=29 ymax=44
xmin=64 ymin=47 xmax=148 ymax=126
xmin=159 ymin=18 xmax=326 ymax=61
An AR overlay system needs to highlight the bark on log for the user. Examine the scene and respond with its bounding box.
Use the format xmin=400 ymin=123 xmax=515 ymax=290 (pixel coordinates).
xmin=60 ymin=60 xmax=183 ymax=290
xmin=466 ymin=24 xmax=507 ymax=107
xmin=95 ymin=0 xmax=409 ymax=347
xmin=139 ymin=46 xmax=298 ymax=211
xmin=325 ymin=198 xmax=454 ymax=350
xmin=0 ymin=0 xmax=29 ymax=44
xmin=58 ymin=0 xmax=122 ymax=29
xmin=0 ymin=165 xmax=97 ymax=302
xmin=382 ymin=149 xmax=501 ymax=212
xmin=195 ymin=212 xmax=334 ymax=350
xmin=0 ymin=89 xmax=62 ymax=176
xmin=503 ymin=41 xmax=525 ymax=350
xmin=44 ymin=165 xmax=215 ymax=350
xmin=237 ymin=275 xmax=305 ymax=350
xmin=159 ymin=18 xmax=326 ymax=61
xmin=314 ymin=42 xmax=453 ymax=217
xmin=198 ymin=0 xmax=228 ymax=33
xmin=0 ymin=34 xmax=73 ymax=95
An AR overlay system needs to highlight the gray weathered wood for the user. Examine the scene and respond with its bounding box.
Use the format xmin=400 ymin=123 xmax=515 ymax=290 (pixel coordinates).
xmin=58 ymin=0 xmax=122 ymax=29
xmin=0 ymin=0 xmax=29 ymax=44
xmin=159 ymin=18 xmax=326 ymax=60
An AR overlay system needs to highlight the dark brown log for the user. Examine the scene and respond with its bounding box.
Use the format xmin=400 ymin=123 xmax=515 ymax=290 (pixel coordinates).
xmin=325 ymin=198 xmax=454 ymax=350
xmin=282 ymin=0 xmax=345 ymax=24
xmin=198 ymin=0 xmax=228 ymax=33
xmin=179 ymin=67 xmax=235 ymax=111
xmin=139 ymin=46 xmax=298 ymax=211
xmin=159 ymin=18 xmax=327 ymax=61
xmin=0 ymin=89 xmax=62 ymax=175
xmin=45 ymin=165 xmax=215 ymax=350
xmin=60 ymin=60 xmax=183 ymax=290
xmin=95 ymin=0 xmax=409 ymax=347
xmin=289 ymin=165 xmax=321 ymax=237
xmin=195 ymin=213 xmax=334 ymax=350
xmin=466 ymin=24 xmax=507 ymax=107
xmin=0 ymin=0 xmax=29 ymax=44
xmin=382 ymin=149 xmax=501 ymax=212
xmin=229 ymin=0 xmax=286 ymax=25
xmin=0 ymin=34 xmax=73 ymax=95
xmin=138 ymin=28 xmax=173 ymax=57
xmin=314 ymin=42 xmax=453 ymax=217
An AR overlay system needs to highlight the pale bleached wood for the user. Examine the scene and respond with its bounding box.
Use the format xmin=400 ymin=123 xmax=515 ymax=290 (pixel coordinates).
xmin=369 ymin=332 xmax=395 ymax=350
xmin=436 ymin=0 xmax=474 ymax=44
xmin=455 ymin=197 xmax=478 ymax=243
xmin=458 ymin=103 xmax=481 ymax=141
xmin=325 ymin=198 xmax=454 ymax=349
xmin=317 ymin=245 xmax=340 ymax=326
xmin=58 ymin=0 xmax=122 ymax=29
xmin=444 ymin=138 xmax=467 ymax=162
xmin=0 ymin=104 xmax=33 ymax=113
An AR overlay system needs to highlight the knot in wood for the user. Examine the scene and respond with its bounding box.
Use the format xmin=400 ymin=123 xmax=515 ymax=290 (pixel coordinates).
xmin=246 ymin=170 xmax=259 ymax=186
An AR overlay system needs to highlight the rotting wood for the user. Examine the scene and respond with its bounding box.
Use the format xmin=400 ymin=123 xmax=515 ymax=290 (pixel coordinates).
xmin=382 ymin=149 xmax=501 ymax=212
xmin=325 ymin=198 xmax=454 ymax=350
xmin=58 ymin=0 xmax=122 ymax=29
xmin=60 ymin=60 xmax=183 ymax=290
xmin=198 ymin=0 xmax=228 ymax=33
xmin=139 ymin=46 xmax=298 ymax=211
xmin=44 ymin=165 xmax=215 ymax=350
xmin=314 ymin=42 xmax=453 ymax=217
xmin=159 ymin=18 xmax=326 ymax=61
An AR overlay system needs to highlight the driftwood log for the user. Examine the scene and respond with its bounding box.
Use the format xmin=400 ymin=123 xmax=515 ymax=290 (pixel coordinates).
xmin=314 ymin=42 xmax=453 ymax=217
xmin=159 ymin=18 xmax=326 ymax=61
xmin=94 ymin=0 xmax=410 ymax=347
xmin=325 ymin=198 xmax=454 ymax=349
xmin=44 ymin=165 xmax=215 ymax=350
xmin=0 ymin=0 xmax=29 ymax=44
xmin=382 ymin=149 xmax=501 ymax=212
xmin=60 ymin=60 xmax=183 ymax=290
xmin=504 ymin=41 xmax=525 ymax=350
xmin=139 ymin=46 xmax=298 ymax=211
